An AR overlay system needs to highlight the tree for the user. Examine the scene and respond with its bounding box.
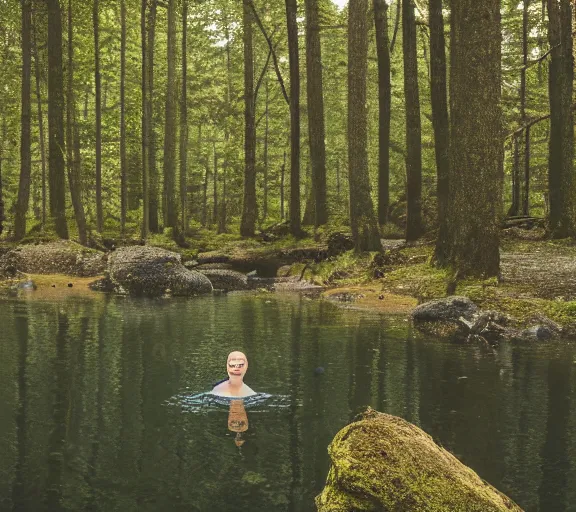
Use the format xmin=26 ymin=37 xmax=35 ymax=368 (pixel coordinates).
xmin=373 ymin=0 xmax=391 ymax=226
xmin=120 ymin=0 xmax=127 ymax=234
xmin=547 ymin=0 xmax=574 ymax=238
xmin=430 ymin=0 xmax=450 ymax=264
xmin=402 ymin=0 xmax=423 ymax=241
xmin=163 ymin=0 xmax=178 ymax=230
xmin=47 ymin=0 xmax=68 ymax=238
xmin=180 ymin=0 xmax=188 ymax=234
xmin=94 ymin=0 xmax=103 ymax=232
xmin=66 ymin=0 xmax=87 ymax=244
xmin=147 ymin=0 xmax=159 ymax=233
xmin=14 ymin=0 xmax=32 ymax=240
xmin=286 ymin=0 xmax=301 ymax=236
xmin=141 ymin=0 xmax=149 ymax=239
xmin=240 ymin=0 xmax=257 ymax=237
xmin=348 ymin=0 xmax=381 ymax=251
xmin=305 ymin=0 xmax=327 ymax=227
xmin=443 ymin=0 xmax=503 ymax=276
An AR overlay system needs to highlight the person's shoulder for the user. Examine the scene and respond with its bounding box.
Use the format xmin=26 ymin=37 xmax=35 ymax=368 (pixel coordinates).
xmin=212 ymin=381 xmax=229 ymax=394
xmin=242 ymin=384 xmax=257 ymax=396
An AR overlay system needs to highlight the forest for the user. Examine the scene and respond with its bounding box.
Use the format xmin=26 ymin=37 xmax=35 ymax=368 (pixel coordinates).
xmin=0 ymin=0 xmax=574 ymax=279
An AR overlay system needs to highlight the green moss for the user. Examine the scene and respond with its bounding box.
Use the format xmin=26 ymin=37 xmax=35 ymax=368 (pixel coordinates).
xmin=381 ymin=263 xmax=450 ymax=302
xmin=316 ymin=410 xmax=522 ymax=512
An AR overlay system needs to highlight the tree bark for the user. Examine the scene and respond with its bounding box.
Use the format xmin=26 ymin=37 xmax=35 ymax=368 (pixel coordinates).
xmin=305 ymin=0 xmax=327 ymax=227
xmin=147 ymin=0 xmax=159 ymax=233
xmin=519 ymin=0 xmax=530 ymax=217
xmin=508 ymin=134 xmax=521 ymax=216
xmin=523 ymin=126 xmax=531 ymax=215
xmin=286 ymin=0 xmax=302 ymax=236
xmin=66 ymin=0 xmax=87 ymax=244
xmin=163 ymin=0 xmax=178 ymax=231
xmin=15 ymin=0 xmax=32 ymax=240
xmin=240 ymin=0 xmax=257 ymax=237
xmin=281 ymin=150 xmax=286 ymax=221
xmin=444 ymin=0 xmax=503 ymax=277
xmin=32 ymin=14 xmax=47 ymax=230
xmin=141 ymin=0 xmax=149 ymax=238
xmin=373 ymin=0 xmax=391 ymax=226
xmin=0 ymin=118 xmax=4 ymax=236
xmin=120 ymin=0 xmax=127 ymax=234
xmin=180 ymin=0 xmax=188 ymax=234
xmin=212 ymin=142 xmax=218 ymax=226
xmin=547 ymin=0 xmax=575 ymax=238
xmin=403 ymin=0 xmax=423 ymax=241
xmin=263 ymin=77 xmax=269 ymax=224
xmin=348 ymin=0 xmax=381 ymax=251
xmin=47 ymin=0 xmax=69 ymax=238
xmin=430 ymin=0 xmax=451 ymax=264
xmin=94 ymin=0 xmax=103 ymax=232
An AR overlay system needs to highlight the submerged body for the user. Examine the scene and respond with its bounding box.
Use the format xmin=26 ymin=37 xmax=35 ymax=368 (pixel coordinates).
xmin=211 ymin=350 xmax=257 ymax=398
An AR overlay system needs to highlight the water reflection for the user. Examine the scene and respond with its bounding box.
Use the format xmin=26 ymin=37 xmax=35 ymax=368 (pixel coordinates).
xmin=0 ymin=294 xmax=575 ymax=511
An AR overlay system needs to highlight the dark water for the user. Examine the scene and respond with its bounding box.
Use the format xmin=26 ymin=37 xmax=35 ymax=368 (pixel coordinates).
xmin=0 ymin=294 xmax=575 ymax=512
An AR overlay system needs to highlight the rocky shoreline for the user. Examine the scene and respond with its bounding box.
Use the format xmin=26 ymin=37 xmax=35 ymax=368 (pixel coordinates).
xmin=1 ymin=239 xmax=574 ymax=341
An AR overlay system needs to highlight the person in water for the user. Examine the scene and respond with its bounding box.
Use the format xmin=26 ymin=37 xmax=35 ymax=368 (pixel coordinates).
xmin=211 ymin=351 xmax=257 ymax=398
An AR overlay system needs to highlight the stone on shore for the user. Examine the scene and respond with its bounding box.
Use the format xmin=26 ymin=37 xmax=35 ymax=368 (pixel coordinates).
xmin=196 ymin=269 xmax=248 ymax=291
xmin=0 ymin=240 xmax=106 ymax=277
xmin=411 ymin=296 xmax=479 ymax=323
xmin=108 ymin=246 xmax=212 ymax=296
xmin=316 ymin=409 xmax=523 ymax=512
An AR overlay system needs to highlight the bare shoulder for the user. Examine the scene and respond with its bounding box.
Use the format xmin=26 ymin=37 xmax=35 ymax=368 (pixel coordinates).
xmin=242 ymin=384 xmax=257 ymax=396
xmin=212 ymin=381 xmax=230 ymax=395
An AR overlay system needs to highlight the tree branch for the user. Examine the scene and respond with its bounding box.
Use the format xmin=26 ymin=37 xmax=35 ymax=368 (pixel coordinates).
xmin=248 ymin=0 xmax=289 ymax=105
xmin=506 ymin=104 xmax=576 ymax=139
xmin=254 ymin=45 xmax=273 ymax=104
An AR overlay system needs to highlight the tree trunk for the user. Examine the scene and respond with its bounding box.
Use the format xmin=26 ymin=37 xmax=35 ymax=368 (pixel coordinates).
xmin=263 ymin=77 xmax=269 ymax=224
xmin=373 ymin=0 xmax=391 ymax=226
xmin=390 ymin=0 xmax=401 ymax=54
xmin=430 ymin=0 xmax=451 ymax=264
xmin=66 ymin=0 xmax=87 ymax=244
xmin=444 ymin=0 xmax=503 ymax=277
xmin=147 ymin=1 xmax=159 ymax=233
xmin=281 ymin=150 xmax=286 ymax=220
xmin=202 ymin=164 xmax=208 ymax=228
xmin=240 ymin=0 xmax=257 ymax=237
xmin=120 ymin=0 xmax=127 ymax=234
xmin=402 ymin=0 xmax=423 ymax=241
xmin=141 ymin=0 xmax=149 ymax=238
xmin=180 ymin=0 xmax=188 ymax=234
xmin=508 ymin=134 xmax=521 ymax=217
xmin=163 ymin=0 xmax=178 ymax=231
xmin=15 ymin=0 xmax=32 ymax=240
xmin=47 ymin=0 xmax=69 ymax=238
xmin=0 ymin=118 xmax=4 ymax=236
xmin=519 ymin=0 xmax=530 ymax=217
xmin=94 ymin=0 xmax=103 ymax=232
xmin=212 ymin=142 xmax=218 ymax=226
xmin=348 ymin=0 xmax=381 ymax=252
xmin=523 ymin=126 xmax=531 ymax=215
xmin=219 ymin=17 xmax=232 ymax=234
xmin=32 ymin=14 xmax=47 ymax=230
xmin=547 ymin=0 xmax=575 ymax=238
xmin=286 ymin=0 xmax=302 ymax=236
xmin=305 ymin=0 xmax=327 ymax=227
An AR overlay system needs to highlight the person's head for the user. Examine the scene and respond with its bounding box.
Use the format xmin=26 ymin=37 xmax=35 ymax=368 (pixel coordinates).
xmin=227 ymin=351 xmax=248 ymax=379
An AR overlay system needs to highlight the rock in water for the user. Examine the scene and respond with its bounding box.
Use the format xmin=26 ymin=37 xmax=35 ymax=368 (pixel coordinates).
xmin=196 ymin=269 xmax=248 ymax=291
xmin=108 ymin=246 xmax=213 ymax=297
xmin=411 ymin=296 xmax=479 ymax=324
xmin=316 ymin=409 xmax=523 ymax=512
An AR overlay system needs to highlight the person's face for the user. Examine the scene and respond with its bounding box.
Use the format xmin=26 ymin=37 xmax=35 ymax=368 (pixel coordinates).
xmin=227 ymin=357 xmax=247 ymax=378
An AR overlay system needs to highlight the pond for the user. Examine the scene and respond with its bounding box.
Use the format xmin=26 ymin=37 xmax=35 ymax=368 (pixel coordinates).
xmin=0 ymin=293 xmax=575 ymax=512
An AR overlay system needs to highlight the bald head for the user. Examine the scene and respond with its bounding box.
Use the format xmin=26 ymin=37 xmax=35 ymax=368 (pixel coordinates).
xmin=227 ymin=351 xmax=248 ymax=379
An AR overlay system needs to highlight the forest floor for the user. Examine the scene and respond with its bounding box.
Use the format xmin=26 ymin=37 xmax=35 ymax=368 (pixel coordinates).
xmin=1 ymin=224 xmax=575 ymax=331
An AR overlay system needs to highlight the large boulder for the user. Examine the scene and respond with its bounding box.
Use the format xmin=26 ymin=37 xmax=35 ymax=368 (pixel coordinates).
xmin=0 ymin=241 xmax=106 ymax=277
xmin=316 ymin=409 xmax=523 ymax=512
xmin=411 ymin=296 xmax=479 ymax=324
xmin=196 ymin=269 xmax=248 ymax=291
xmin=108 ymin=246 xmax=212 ymax=296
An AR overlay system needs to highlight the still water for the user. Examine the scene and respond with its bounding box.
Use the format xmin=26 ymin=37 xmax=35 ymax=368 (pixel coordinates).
xmin=0 ymin=293 xmax=575 ymax=512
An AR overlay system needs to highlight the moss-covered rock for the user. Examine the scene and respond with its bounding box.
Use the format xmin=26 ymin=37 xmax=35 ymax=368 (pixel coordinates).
xmin=0 ymin=240 xmax=106 ymax=277
xmin=196 ymin=269 xmax=249 ymax=291
xmin=316 ymin=409 xmax=523 ymax=512
xmin=108 ymin=246 xmax=213 ymax=296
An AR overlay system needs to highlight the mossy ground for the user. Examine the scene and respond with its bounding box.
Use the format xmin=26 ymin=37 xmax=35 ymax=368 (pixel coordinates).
xmin=2 ymin=224 xmax=575 ymax=330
